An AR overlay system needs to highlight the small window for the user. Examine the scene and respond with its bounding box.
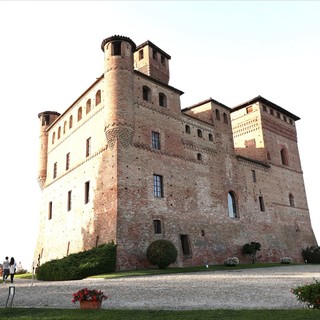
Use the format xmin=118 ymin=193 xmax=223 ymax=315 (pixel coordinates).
xmin=161 ymin=55 xmax=165 ymax=66
xmin=197 ymin=129 xmax=202 ymax=138
xmin=78 ymin=107 xmax=82 ymax=121
xmin=263 ymin=105 xmax=267 ymax=112
xmin=95 ymin=236 xmax=99 ymax=247
xmin=111 ymin=41 xmax=121 ymax=56
xmin=159 ymin=93 xmax=167 ymax=107
xmin=153 ymin=174 xmax=163 ymax=198
xmin=53 ymin=162 xmax=57 ymax=179
xmin=69 ymin=115 xmax=73 ymax=129
xmin=289 ymin=194 xmax=295 ymax=207
xmin=95 ymin=90 xmax=101 ymax=106
xmin=139 ymin=49 xmax=144 ymax=60
xmin=66 ymin=241 xmax=70 ymax=256
xmin=185 ymin=125 xmax=191 ymax=134
xmin=228 ymin=191 xmax=238 ymax=218
xmin=63 ymin=121 xmax=67 ymax=134
xmin=246 ymin=106 xmax=253 ymax=113
xmin=223 ymin=113 xmax=228 ymax=124
xmin=270 ymin=109 xmax=274 ymax=115
xmin=52 ymin=132 xmax=56 ymax=145
xmin=197 ymin=153 xmax=202 ymax=161
xmin=86 ymin=99 xmax=91 ymax=114
xmin=152 ymin=49 xmax=157 ymax=60
xmin=277 ymin=112 xmax=281 ymax=118
xmin=283 ymin=115 xmax=287 ymax=122
xmin=280 ymin=148 xmax=289 ymax=166
xmin=208 ymin=133 xmax=213 ymax=141
xmin=85 ymin=181 xmax=90 ymax=204
xmin=66 ymin=153 xmax=70 ymax=170
xmin=86 ymin=137 xmax=91 ymax=157
xmin=142 ymin=86 xmax=151 ymax=101
xmin=152 ymin=131 xmax=161 ymax=150
xmin=215 ymin=109 xmax=220 ymax=121
xmin=42 ymin=115 xmax=50 ymax=126
xmin=153 ymin=220 xmax=162 ymax=234
xmin=180 ymin=234 xmax=191 ymax=256
xmin=67 ymin=190 xmax=72 ymax=212
xmin=58 ymin=127 xmax=61 ymax=139
xmin=48 ymin=201 xmax=53 ymax=220
xmin=251 ymin=170 xmax=256 ymax=182
xmin=259 ymin=196 xmax=265 ymax=212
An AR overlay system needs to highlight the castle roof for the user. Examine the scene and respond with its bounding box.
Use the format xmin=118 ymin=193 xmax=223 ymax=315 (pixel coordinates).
xmin=136 ymin=40 xmax=171 ymax=59
xmin=182 ymin=97 xmax=230 ymax=112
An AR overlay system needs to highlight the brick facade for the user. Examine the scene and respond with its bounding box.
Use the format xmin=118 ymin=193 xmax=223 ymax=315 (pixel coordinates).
xmin=34 ymin=35 xmax=317 ymax=270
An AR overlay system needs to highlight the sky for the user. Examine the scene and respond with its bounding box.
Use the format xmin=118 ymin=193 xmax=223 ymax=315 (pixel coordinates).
xmin=1 ymin=1 xmax=319 ymax=270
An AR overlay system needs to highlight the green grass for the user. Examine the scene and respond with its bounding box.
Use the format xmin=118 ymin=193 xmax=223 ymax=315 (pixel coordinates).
xmin=0 ymin=308 xmax=318 ymax=320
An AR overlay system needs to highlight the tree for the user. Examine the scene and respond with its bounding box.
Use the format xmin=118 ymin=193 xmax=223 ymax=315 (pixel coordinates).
xmin=242 ymin=242 xmax=261 ymax=264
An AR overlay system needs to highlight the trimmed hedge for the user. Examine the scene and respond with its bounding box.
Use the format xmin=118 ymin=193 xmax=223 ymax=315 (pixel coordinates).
xmin=302 ymin=246 xmax=320 ymax=264
xmin=147 ymin=239 xmax=177 ymax=269
xmin=37 ymin=242 xmax=117 ymax=281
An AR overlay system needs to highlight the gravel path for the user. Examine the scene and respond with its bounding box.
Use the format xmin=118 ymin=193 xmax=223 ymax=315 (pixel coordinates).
xmin=0 ymin=265 xmax=319 ymax=309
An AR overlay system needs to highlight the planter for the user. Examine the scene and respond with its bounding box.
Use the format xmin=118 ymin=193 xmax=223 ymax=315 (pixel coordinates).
xmin=79 ymin=300 xmax=102 ymax=310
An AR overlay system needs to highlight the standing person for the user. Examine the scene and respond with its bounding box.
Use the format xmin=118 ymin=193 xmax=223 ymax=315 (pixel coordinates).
xmin=2 ymin=256 xmax=9 ymax=283
xmin=9 ymin=257 xmax=16 ymax=284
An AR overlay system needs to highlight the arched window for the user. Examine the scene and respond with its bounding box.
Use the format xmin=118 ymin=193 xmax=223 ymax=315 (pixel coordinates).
xmin=208 ymin=133 xmax=213 ymax=141
xmin=69 ymin=115 xmax=73 ymax=129
xmin=197 ymin=153 xmax=202 ymax=161
xmin=63 ymin=121 xmax=67 ymax=134
xmin=58 ymin=126 xmax=61 ymax=139
xmin=197 ymin=129 xmax=202 ymax=138
xmin=289 ymin=194 xmax=295 ymax=207
xmin=159 ymin=93 xmax=167 ymax=107
xmin=280 ymin=147 xmax=289 ymax=166
xmin=52 ymin=132 xmax=56 ymax=145
xmin=228 ymin=191 xmax=238 ymax=218
xmin=185 ymin=125 xmax=191 ymax=134
xmin=215 ymin=109 xmax=220 ymax=120
xmin=77 ymin=107 xmax=82 ymax=121
xmin=223 ymin=113 xmax=228 ymax=124
xmin=142 ymin=86 xmax=151 ymax=101
xmin=86 ymin=99 xmax=91 ymax=114
xmin=95 ymin=90 xmax=101 ymax=106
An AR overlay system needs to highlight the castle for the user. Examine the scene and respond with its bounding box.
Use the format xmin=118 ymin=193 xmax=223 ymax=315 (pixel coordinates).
xmin=35 ymin=35 xmax=317 ymax=270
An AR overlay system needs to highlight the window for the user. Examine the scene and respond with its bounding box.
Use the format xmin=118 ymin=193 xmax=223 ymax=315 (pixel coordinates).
xmin=48 ymin=201 xmax=53 ymax=220
xmin=139 ymin=49 xmax=144 ymax=60
xmin=251 ymin=170 xmax=256 ymax=182
xmin=95 ymin=90 xmax=101 ymax=106
xmin=142 ymin=86 xmax=151 ymax=101
xmin=246 ymin=106 xmax=253 ymax=113
xmin=259 ymin=196 xmax=265 ymax=212
xmin=69 ymin=115 xmax=73 ymax=129
xmin=67 ymin=191 xmax=72 ymax=211
xmin=52 ymin=132 xmax=55 ymax=144
xmin=86 ymin=137 xmax=91 ymax=157
xmin=215 ymin=109 xmax=220 ymax=120
xmin=58 ymin=127 xmax=61 ymax=139
xmin=223 ymin=113 xmax=228 ymax=124
xmin=66 ymin=241 xmax=70 ymax=256
xmin=111 ymin=41 xmax=121 ymax=56
xmin=208 ymin=133 xmax=213 ymax=141
xmin=153 ymin=174 xmax=163 ymax=198
xmin=41 ymin=114 xmax=50 ymax=126
xmin=185 ymin=125 xmax=191 ymax=134
xmin=86 ymin=99 xmax=91 ymax=114
xmin=152 ymin=49 xmax=157 ymax=60
xmin=197 ymin=153 xmax=202 ymax=161
xmin=78 ymin=107 xmax=82 ymax=121
xmin=280 ymin=148 xmax=289 ymax=166
xmin=263 ymin=105 xmax=267 ymax=112
xmin=197 ymin=129 xmax=202 ymax=137
xmin=159 ymin=93 xmax=167 ymax=107
xmin=228 ymin=191 xmax=238 ymax=218
xmin=270 ymin=109 xmax=274 ymax=115
xmin=95 ymin=236 xmax=100 ymax=247
xmin=180 ymin=234 xmax=191 ymax=256
xmin=63 ymin=121 xmax=67 ymax=134
xmin=289 ymin=194 xmax=295 ymax=207
xmin=161 ymin=55 xmax=165 ymax=66
xmin=53 ymin=162 xmax=57 ymax=179
xmin=152 ymin=131 xmax=161 ymax=150
xmin=66 ymin=153 xmax=70 ymax=170
xmin=277 ymin=112 xmax=281 ymax=118
xmin=153 ymin=220 xmax=162 ymax=234
xmin=85 ymin=181 xmax=90 ymax=204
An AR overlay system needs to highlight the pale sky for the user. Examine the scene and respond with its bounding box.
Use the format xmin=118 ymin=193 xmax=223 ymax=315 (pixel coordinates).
xmin=1 ymin=1 xmax=319 ymax=269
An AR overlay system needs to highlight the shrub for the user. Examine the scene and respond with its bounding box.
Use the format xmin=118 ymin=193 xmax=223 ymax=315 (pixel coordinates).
xmin=280 ymin=257 xmax=292 ymax=264
xmin=292 ymin=278 xmax=320 ymax=309
xmin=242 ymin=242 xmax=261 ymax=264
xmin=224 ymin=257 xmax=239 ymax=266
xmin=302 ymin=246 xmax=320 ymax=264
xmin=37 ymin=242 xmax=117 ymax=281
xmin=147 ymin=239 xmax=178 ymax=269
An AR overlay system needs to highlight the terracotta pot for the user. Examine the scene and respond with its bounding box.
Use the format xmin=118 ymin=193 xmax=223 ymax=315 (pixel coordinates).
xmin=79 ymin=300 xmax=102 ymax=309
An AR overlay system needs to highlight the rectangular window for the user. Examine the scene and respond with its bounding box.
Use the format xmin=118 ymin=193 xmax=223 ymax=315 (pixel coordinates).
xmin=246 ymin=106 xmax=253 ymax=113
xmin=48 ymin=201 xmax=53 ymax=220
xmin=67 ymin=191 xmax=72 ymax=211
xmin=251 ymin=170 xmax=256 ymax=182
xmin=153 ymin=220 xmax=162 ymax=234
xmin=111 ymin=41 xmax=121 ymax=56
xmin=85 ymin=181 xmax=90 ymax=204
xmin=139 ymin=49 xmax=144 ymax=60
xmin=259 ymin=196 xmax=265 ymax=212
xmin=153 ymin=174 xmax=163 ymax=198
xmin=66 ymin=153 xmax=70 ymax=170
xmin=152 ymin=131 xmax=161 ymax=150
xmin=53 ymin=162 xmax=57 ymax=179
xmin=180 ymin=234 xmax=191 ymax=256
xmin=86 ymin=137 xmax=91 ymax=157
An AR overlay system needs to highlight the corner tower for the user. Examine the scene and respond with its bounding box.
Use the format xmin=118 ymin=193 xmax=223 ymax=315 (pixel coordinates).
xmin=101 ymin=35 xmax=136 ymax=150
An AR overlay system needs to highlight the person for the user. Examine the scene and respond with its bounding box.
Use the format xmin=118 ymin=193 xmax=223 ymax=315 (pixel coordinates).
xmin=9 ymin=257 xmax=16 ymax=284
xmin=2 ymin=256 xmax=9 ymax=283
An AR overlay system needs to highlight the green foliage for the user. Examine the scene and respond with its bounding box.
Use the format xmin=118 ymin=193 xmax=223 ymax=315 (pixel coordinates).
xmin=292 ymin=278 xmax=320 ymax=309
xmin=242 ymin=242 xmax=261 ymax=264
xmin=36 ymin=242 xmax=116 ymax=281
xmin=147 ymin=239 xmax=178 ymax=269
xmin=302 ymin=246 xmax=320 ymax=264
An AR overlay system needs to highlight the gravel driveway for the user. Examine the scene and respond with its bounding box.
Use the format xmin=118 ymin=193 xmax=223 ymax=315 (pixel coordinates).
xmin=0 ymin=265 xmax=319 ymax=309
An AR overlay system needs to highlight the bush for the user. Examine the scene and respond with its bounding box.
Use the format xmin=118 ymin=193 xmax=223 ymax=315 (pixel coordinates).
xmin=147 ymin=239 xmax=178 ymax=269
xmin=280 ymin=257 xmax=292 ymax=264
xmin=224 ymin=257 xmax=239 ymax=266
xmin=292 ymin=278 xmax=320 ymax=308
xmin=37 ymin=242 xmax=117 ymax=281
xmin=242 ymin=242 xmax=261 ymax=264
xmin=302 ymin=246 xmax=320 ymax=263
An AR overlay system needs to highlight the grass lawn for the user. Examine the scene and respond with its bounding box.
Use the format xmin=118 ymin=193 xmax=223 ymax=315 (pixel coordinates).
xmin=0 ymin=308 xmax=319 ymax=320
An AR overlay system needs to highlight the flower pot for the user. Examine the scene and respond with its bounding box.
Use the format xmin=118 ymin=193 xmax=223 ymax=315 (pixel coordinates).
xmin=80 ymin=300 xmax=102 ymax=309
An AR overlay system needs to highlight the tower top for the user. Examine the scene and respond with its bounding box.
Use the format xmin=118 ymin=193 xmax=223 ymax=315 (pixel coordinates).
xmin=101 ymin=35 xmax=136 ymax=52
